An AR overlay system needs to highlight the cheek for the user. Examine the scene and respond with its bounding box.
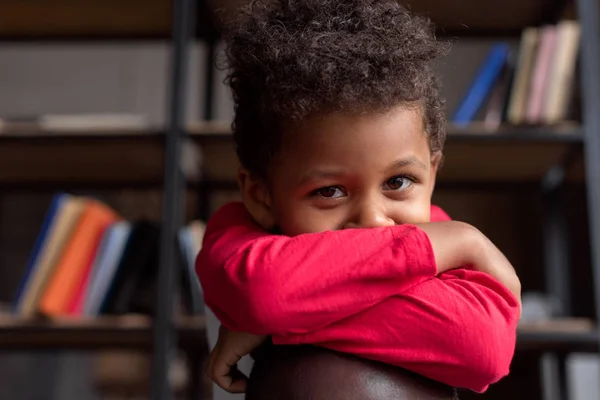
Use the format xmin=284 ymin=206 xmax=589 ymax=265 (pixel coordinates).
xmin=274 ymin=201 xmax=344 ymax=236
xmin=391 ymin=196 xmax=432 ymax=224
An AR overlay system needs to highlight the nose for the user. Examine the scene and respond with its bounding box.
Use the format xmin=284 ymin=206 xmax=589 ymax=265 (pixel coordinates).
xmin=345 ymin=202 xmax=395 ymax=229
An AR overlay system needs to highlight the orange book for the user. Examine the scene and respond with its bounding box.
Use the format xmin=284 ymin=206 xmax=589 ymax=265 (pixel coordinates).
xmin=39 ymin=199 xmax=120 ymax=317
xmin=65 ymin=229 xmax=106 ymax=316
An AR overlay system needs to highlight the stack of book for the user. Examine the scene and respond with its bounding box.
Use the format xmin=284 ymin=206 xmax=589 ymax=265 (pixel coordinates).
xmin=452 ymin=20 xmax=581 ymax=129
xmin=12 ymin=193 xmax=205 ymax=319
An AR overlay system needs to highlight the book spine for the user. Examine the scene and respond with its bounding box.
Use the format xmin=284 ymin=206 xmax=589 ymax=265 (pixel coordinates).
xmin=453 ymin=43 xmax=510 ymax=126
xmin=526 ymin=26 xmax=558 ymax=124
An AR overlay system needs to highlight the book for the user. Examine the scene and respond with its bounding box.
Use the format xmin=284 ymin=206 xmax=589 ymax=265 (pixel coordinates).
xmin=84 ymin=222 xmax=132 ymax=316
xmin=67 ymin=221 xmax=130 ymax=315
xmin=526 ymin=25 xmax=558 ymax=124
xmin=483 ymin=53 xmax=516 ymax=130
xmin=117 ymin=222 xmax=161 ymax=315
xmin=452 ymin=43 xmax=510 ymax=126
xmin=100 ymin=221 xmax=160 ymax=315
xmin=508 ymin=27 xmax=540 ymax=124
xmin=543 ymin=20 xmax=581 ymax=124
xmin=13 ymin=193 xmax=65 ymax=313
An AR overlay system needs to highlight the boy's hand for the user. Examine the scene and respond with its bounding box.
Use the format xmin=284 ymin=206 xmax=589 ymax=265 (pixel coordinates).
xmin=207 ymin=325 xmax=267 ymax=393
xmin=417 ymin=221 xmax=522 ymax=309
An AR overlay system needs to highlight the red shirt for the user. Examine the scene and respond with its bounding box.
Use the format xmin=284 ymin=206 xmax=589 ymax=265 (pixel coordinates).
xmin=196 ymin=202 xmax=520 ymax=393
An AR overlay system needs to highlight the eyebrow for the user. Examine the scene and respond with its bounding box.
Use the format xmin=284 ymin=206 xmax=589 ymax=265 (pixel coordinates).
xmin=391 ymin=156 xmax=429 ymax=171
xmin=297 ymin=157 xmax=428 ymax=186
xmin=297 ymin=168 xmax=348 ymax=186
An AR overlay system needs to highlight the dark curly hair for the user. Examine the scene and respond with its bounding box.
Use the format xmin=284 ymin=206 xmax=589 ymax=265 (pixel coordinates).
xmin=222 ymin=0 xmax=450 ymax=178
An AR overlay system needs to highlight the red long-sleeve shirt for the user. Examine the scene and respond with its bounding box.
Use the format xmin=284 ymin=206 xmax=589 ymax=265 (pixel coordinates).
xmin=196 ymin=202 xmax=520 ymax=393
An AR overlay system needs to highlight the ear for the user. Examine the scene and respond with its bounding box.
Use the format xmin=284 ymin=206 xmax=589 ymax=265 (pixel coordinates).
xmin=428 ymin=151 xmax=443 ymax=197
xmin=238 ymin=167 xmax=276 ymax=230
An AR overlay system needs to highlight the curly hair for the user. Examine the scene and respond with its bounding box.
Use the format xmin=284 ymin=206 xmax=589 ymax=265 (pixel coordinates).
xmin=222 ymin=0 xmax=450 ymax=178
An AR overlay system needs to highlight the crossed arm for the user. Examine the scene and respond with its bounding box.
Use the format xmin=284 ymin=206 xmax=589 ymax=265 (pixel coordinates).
xmin=197 ymin=202 xmax=521 ymax=393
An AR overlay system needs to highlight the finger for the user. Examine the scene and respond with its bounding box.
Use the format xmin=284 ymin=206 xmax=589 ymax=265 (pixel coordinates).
xmin=212 ymin=347 xmax=244 ymax=379
xmin=211 ymin=357 xmax=235 ymax=387
xmin=208 ymin=348 xmax=234 ymax=386
xmin=211 ymin=348 xmax=248 ymax=392
xmin=206 ymin=347 xmax=219 ymax=378
xmin=227 ymin=364 xmax=248 ymax=393
xmin=213 ymin=364 xmax=248 ymax=393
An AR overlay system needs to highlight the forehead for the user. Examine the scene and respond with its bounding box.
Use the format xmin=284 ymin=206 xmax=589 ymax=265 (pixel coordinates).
xmin=272 ymin=106 xmax=430 ymax=181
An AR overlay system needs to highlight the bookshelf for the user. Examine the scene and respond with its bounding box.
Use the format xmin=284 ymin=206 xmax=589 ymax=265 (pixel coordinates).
xmin=0 ymin=1 xmax=599 ymax=400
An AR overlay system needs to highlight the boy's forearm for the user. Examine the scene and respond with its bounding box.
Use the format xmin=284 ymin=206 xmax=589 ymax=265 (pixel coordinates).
xmin=197 ymin=203 xmax=439 ymax=335
xmin=199 ymin=225 xmax=436 ymax=335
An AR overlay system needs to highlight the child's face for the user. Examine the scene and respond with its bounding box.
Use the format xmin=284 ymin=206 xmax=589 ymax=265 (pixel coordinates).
xmin=244 ymin=106 xmax=441 ymax=236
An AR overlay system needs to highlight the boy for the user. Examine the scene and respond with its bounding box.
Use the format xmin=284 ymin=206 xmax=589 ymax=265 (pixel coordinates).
xmin=197 ymin=0 xmax=521 ymax=397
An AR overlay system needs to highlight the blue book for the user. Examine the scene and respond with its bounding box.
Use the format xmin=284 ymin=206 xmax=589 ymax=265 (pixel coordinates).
xmin=84 ymin=221 xmax=132 ymax=316
xmin=12 ymin=193 xmax=66 ymax=313
xmin=452 ymin=43 xmax=510 ymax=126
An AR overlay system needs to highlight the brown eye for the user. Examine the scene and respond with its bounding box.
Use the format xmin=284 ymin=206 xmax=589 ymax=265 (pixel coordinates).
xmin=384 ymin=176 xmax=411 ymax=191
xmin=314 ymin=186 xmax=346 ymax=198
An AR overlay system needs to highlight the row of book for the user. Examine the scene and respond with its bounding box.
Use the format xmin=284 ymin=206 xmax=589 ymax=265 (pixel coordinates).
xmin=453 ymin=20 xmax=581 ymax=128
xmin=12 ymin=193 xmax=206 ymax=318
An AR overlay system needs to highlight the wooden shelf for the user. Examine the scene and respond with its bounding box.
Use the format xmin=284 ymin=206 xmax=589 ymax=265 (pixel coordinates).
xmin=409 ymin=0 xmax=568 ymax=37
xmin=517 ymin=318 xmax=598 ymax=353
xmin=0 ymin=127 xmax=205 ymax=188
xmin=445 ymin=123 xmax=583 ymax=142
xmin=0 ymin=122 xmax=226 ymax=188
xmin=0 ymin=130 xmax=166 ymax=187
xmin=0 ymin=0 xmax=566 ymax=41
xmin=206 ymin=0 xmax=569 ymax=39
xmin=0 ymin=123 xmax=584 ymax=187
xmin=191 ymin=122 xmax=585 ymax=184
xmin=440 ymin=124 xmax=584 ymax=183
xmin=0 ymin=314 xmax=595 ymax=353
xmin=0 ymin=0 xmax=218 ymax=41
xmin=0 ymin=314 xmax=206 ymax=351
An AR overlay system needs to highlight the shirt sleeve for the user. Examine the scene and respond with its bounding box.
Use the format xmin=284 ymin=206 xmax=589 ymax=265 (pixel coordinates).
xmin=196 ymin=202 xmax=437 ymax=336
xmin=272 ymin=268 xmax=521 ymax=393
xmin=430 ymin=204 xmax=451 ymax=222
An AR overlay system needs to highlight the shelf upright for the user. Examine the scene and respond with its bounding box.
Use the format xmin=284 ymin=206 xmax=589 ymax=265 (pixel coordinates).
xmin=576 ymin=0 xmax=600 ymax=395
xmin=151 ymin=0 xmax=197 ymax=399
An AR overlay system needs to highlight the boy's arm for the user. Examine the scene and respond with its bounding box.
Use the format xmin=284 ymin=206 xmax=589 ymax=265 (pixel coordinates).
xmin=198 ymin=202 xmax=436 ymax=335
xmin=272 ymin=268 xmax=521 ymax=393
xmin=203 ymin=204 xmax=520 ymax=393
xmin=197 ymin=202 xmax=519 ymax=336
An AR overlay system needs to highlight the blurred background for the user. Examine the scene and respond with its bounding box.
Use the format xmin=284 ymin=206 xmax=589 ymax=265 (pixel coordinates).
xmin=0 ymin=0 xmax=599 ymax=399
